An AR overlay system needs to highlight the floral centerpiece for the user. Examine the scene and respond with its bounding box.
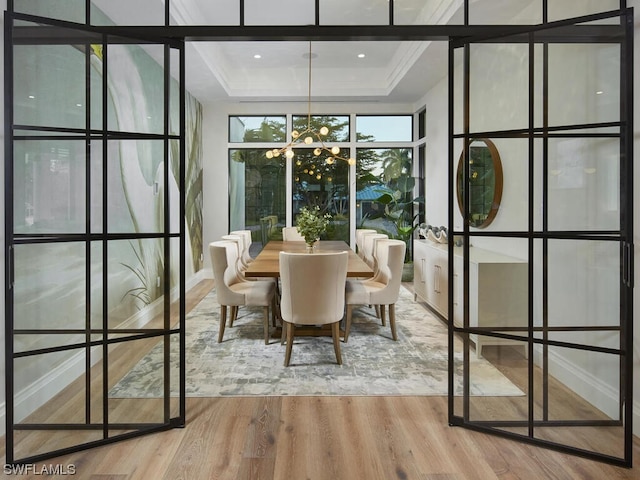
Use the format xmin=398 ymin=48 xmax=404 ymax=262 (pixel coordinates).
xmin=295 ymin=206 xmax=332 ymax=252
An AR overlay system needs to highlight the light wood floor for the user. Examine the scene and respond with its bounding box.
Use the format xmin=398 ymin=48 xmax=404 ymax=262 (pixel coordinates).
xmin=1 ymin=280 xmax=639 ymax=479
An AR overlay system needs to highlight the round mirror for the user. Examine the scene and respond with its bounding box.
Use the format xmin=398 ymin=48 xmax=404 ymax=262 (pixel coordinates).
xmin=456 ymin=139 xmax=503 ymax=229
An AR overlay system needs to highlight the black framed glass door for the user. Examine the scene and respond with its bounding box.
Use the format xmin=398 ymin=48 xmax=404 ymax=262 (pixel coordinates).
xmin=5 ymin=11 xmax=186 ymax=464
xmin=448 ymin=8 xmax=633 ymax=467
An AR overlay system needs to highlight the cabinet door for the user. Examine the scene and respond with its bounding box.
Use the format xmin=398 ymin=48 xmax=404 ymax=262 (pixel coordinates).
xmin=413 ymin=242 xmax=428 ymax=301
xmin=434 ymin=251 xmax=449 ymax=316
xmin=452 ymin=254 xmax=463 ymax=326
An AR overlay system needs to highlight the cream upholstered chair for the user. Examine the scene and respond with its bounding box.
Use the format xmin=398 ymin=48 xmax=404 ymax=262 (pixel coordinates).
xmin=344 ymin=239 xmax=406 ymax=342
xmin=229 ymin=230 xmax=254 ymax=267
xmin=361 ymin=233 xmax=388 ymax=270
xmin=279 ymin=251 xmax=348 ymax=366
xmin=282 ymin=226 xmax=305 ymax=242
xmin=209 ymin=241 xmax=276 ymax=344
xmin=221 ymin=234 xmax=250 ymax=281
xmin=355 ymin=229 xmax=377 ymax=257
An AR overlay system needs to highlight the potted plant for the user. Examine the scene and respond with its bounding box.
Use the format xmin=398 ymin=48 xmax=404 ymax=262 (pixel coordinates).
xmin=295 ymin=206 xmax=332 ymax=253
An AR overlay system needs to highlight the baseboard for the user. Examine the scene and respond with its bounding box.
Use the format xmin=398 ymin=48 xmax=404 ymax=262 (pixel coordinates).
xmin=538 ymin=346 xmax=639 ymax=437
xmin=0 ymin=271 xmax=206 ymax=437
xmin=119 ymin=271 xmax=205 ymax=330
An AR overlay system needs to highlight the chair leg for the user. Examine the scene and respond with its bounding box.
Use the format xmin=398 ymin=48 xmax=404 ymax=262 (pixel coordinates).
xmin=280 ymin=322 xmax=286 ymax=345
xmin=380 ymin=305 xmax=387 ymax=326
xmin=218 ymin=305 xmax=227 ymax=343
xmin=332 ymin=322 xmax=342 ymax=365
xmin=389 ymin=303 xmax=397 ymax=341
xmin=343 ymin=305 xmax=354 ymax=342
xmin=284 ymin=322 xmax=294 ymax=366
xmin=374 ymin=304 xmax=380 ymax=318
xmin=271 ymin=297 xmax=277 ymax=327
xmin=263 ymin=306 xmax=270 ymax=345
xmin=229 ymin=306 xmax=238 ymax=327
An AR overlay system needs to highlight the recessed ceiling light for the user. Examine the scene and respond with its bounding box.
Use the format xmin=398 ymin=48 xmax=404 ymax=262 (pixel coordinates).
xmin=357 ymin=53 xmax=366 ymax=58
xmin=28 ymin=95 xmax=35 ymax=99
xmin=76 ymin=103 xmax=82 ymax=107
xmin=254 ymin=54 xmax=262 ymax=59
xmin=596 ymin=90 xmax=604 ymax=95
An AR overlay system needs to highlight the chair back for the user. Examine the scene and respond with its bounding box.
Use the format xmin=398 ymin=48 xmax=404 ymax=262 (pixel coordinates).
xmin=209 ymin=241 xmax=244 ymax=305
xmin=279 ymin=251 xmax=348 ymax=326
xmin=355 ymin=229 xmax=377 ymax=256
xmin=221 ymin=235 xmax=248 ymax=279
xmin=370 ymin=239 xmax=406 ymax=305
xmin=362 ymin=233 xmax=388 ymax=270
xmin=282 ymin=226 xmax=306 ymax=242
xmin=229 ymin=230 xmax=254 ymax=265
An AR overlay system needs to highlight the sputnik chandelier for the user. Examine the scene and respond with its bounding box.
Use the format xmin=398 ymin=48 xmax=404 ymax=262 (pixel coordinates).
xmin=265 ymin=42 xmax=356 ymax=166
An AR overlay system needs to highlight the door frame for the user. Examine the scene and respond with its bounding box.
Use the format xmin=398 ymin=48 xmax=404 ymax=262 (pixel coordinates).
xmin=4 ymin=11 xmax=187 ymax=464
xmin=4 ymin=0 xmax=633 ymax=468
xmin=447 ymin=9 xmax=634 ymax=467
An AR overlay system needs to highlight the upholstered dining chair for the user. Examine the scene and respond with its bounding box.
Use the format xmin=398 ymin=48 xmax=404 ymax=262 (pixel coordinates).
xmin=361 ymin=233 xmax=388 ymax=271
xmin=229 ymin=229 xmax=255 ymax=267
xmin=279 ymin=251 xmax=348 ymax=366
xmin=344 ymin=239 xmax=406 ymax=342
xmin=209 ymin=241 xmax=277 ymax=344
xmin=221 ymin=234 xmax=250 ymax=281
xmin=355 ymin=229 xmax=377 ymax=258
xmin=282 ymin=226 xmax=306 ymax=242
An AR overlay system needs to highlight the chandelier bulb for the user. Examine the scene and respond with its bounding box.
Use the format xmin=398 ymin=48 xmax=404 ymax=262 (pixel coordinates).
xmin=304 ymin=136 xmax=313 ymax=145
xmin=319 ymin=126 xmax=329 ymax=136
xmin=326 ymin=157 xmax=334 ymax=165
xmin=285 ymin=149 xmax=294 ymax=159
xmin=331 ymin=146 xmax=340 ymax=155
xmin=291 ymin=130 xmax=300 ymax=139
xmin=273 ymin=150 xmax=281 ymax=157
xmin=348 ymin=158 xmax=356 ymax=166
xmin=313 ymin=148 xmax=322 ymax=156
xmin=316 ymin=174 xmax=322 ymax=180
xmin=266 ymin=150 xmax=273 ymax=159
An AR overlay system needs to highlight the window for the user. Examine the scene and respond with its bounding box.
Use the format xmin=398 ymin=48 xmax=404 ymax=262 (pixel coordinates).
xmin=356 ymin=148 xmax=417 ymax=263
xmin=229 ymin=116 xmax=286 ymax=143
xmin=229 ymin=149 xmax=286 ymax=247
xmin=228 ymin=113 xmax=415 ymax=252
xmin=292 ymin=115 xmax=350 ymax=142
xmin=292 ymin=149 xmax=350 ymax=243
xmin=356 ymin=115 xmax=412 ymax=142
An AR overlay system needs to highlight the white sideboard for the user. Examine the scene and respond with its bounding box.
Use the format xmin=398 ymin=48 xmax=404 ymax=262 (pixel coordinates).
xmin=414 ymin=240 xmax=528 ymax=358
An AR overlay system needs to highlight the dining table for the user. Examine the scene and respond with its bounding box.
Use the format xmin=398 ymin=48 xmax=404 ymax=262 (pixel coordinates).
xmin=243 ymin=240 xmax=374 ymax=279
xmin=243 ymin=240 xmax=374 ymax=338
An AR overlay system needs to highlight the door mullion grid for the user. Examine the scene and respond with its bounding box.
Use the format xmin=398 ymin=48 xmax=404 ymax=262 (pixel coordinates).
xmin=527 ymin=32 xmax=536 ymax=440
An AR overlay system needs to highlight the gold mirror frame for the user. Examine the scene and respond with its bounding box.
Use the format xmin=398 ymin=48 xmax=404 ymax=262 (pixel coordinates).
xmin=456 ymin=139 xmax=504 ymax=229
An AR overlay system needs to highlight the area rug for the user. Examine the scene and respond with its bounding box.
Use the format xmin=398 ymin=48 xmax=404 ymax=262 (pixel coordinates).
xmin=109 ymin=287 xmax=523 ymax=398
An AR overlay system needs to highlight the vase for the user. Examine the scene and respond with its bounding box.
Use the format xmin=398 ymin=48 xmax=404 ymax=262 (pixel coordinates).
xmin=305 ymin=242 xmax=315 ymax=253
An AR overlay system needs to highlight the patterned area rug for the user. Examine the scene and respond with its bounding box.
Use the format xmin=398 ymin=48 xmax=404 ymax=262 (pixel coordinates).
xmin=109 ymin=287 xmax=523 ymax=397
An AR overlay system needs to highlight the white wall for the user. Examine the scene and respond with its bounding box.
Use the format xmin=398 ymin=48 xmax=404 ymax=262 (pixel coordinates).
xmin=422 ymin=2 xmax=640 ymax=437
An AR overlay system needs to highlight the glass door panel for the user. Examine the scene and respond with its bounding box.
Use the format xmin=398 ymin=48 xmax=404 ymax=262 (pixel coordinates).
xmin=6 ymin=11 xmax=185 ymax=464
xmin=449 ymin=8 xmax=632 ymax=467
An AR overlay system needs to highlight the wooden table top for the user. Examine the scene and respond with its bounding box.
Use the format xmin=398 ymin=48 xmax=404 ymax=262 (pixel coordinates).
xmin=244 ymin=240 xmax=374 ymax=278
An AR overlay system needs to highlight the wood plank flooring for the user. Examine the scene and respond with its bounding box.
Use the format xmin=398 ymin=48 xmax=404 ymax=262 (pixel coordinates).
xmin=1 ymin=280 xmax=639 ymax=479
